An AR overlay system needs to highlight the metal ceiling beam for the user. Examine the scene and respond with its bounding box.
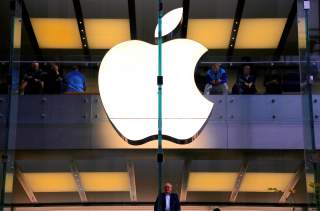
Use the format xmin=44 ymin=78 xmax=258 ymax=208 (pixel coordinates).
xmin=70 ymin=161 xmax=88 ymax=202
xmin=273 ymin=0 xmax=297 ymax=60
xmin=180 ymin=0 xmax=190 ymax=38
xmin=128 ymin=0 xmax=137 ymax=40
xmin=227 ymin=0 xmax=246 ymax=60
xmin=72 ymin=0 xmax=89 ymax=55
xmin=279 ymin=163 xmax=304 ymax=203
xmin=21 ymin=0 xmax=42 ymax=57
xmin=229 ymin=162 xmax=248 ymax=202
xmin=180 ymin=160 xmax=191 ymax=201
xmin=126 ymin=161 xmax=137 ymax=201
xmin=15 ymin=167 xmax=38 ymax=203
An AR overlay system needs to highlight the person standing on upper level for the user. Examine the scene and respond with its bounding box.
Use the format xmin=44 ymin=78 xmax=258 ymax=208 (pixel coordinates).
xmin=204 ymin=64 xmax=228 ymax=95
xmin=237 ymin=64 xmax=257 ymax=94
xmin=64 ymin=65 xmax=86 ymax=93
xmin=20 ymin=62 xmax=45 ymax=94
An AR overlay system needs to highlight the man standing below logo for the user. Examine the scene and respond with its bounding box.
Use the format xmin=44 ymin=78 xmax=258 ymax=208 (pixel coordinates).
xmin=204 ymin=63 xmax=228 ymax=95
xmin=154 ymin=182 xmax=181 ymax=211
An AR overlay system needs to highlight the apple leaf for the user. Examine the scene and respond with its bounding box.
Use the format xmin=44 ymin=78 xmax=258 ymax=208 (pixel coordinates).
xmin=154 ymin=7 xmax=183 ymax=38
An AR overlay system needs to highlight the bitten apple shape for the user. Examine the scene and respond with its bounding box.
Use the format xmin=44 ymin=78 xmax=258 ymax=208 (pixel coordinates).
xmin=98 ymin=9 xmax=214 ymax=145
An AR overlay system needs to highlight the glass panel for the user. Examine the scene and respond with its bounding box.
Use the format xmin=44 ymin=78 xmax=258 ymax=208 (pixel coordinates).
xmin=297 ymin=0 xmax=320 ymax=210
xmin=0 ymin=0 xmax=318 ymax=210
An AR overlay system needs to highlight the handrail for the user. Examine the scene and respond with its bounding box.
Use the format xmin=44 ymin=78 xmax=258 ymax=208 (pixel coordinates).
xmin=4 ymin=201 xmax=316 ymax=208
xmin=0 ymin=60 xmax=319 ymax=64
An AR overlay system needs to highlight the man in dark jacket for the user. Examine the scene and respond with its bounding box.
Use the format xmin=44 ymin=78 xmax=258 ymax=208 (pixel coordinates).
xmin=154 ymin=182 xmax=181 ymax=211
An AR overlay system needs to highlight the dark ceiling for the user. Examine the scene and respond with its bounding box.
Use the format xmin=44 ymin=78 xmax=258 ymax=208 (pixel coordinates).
xmin=0 ymin=0 xmax=319 ymax=61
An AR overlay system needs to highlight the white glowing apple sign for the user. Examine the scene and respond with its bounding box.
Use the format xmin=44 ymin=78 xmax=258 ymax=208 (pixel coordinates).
xmin=98 ymin=8 xmax=214 ymax=145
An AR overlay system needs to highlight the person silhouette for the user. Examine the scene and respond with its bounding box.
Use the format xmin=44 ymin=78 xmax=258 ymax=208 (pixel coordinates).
xmin=154 ymin=182 xmax=181 ymax=211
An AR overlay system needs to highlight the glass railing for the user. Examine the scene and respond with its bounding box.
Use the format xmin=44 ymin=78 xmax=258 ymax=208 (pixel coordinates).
xmin=1 ymin=60 xmax=319 ymax=95
xmin=0 ymin=0 xmax=319 ymax=209
xmin=0 ymin=59 xmax=318 ymax=207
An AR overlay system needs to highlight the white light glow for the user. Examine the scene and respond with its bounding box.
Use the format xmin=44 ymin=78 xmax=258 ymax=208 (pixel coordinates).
xmin=154 ymin=8 xmax=183 ymax=38
xmin=98 ymin=39 xmax=213 ymax=142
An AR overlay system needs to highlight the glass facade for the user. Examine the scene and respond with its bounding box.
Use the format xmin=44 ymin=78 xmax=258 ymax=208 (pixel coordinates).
xmin=0 ymin=0 xmax=319 ymax=210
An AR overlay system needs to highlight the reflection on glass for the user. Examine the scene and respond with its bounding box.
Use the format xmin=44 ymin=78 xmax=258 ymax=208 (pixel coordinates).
xmin=0 ymin=0 xmax=318 ymax=209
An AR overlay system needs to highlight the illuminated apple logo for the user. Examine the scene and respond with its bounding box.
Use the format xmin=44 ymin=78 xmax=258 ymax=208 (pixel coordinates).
xmin=98 ymin=8 xmax=213 ymax=145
